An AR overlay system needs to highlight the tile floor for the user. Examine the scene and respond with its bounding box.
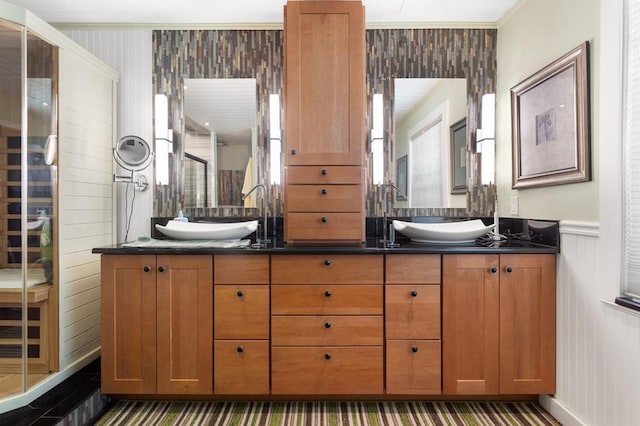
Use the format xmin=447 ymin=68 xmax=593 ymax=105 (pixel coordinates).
xmin=0 ymin=358 xmax=109 ymax=425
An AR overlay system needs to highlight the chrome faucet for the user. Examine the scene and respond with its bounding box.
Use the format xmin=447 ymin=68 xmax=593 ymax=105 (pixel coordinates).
xmin=380 ymin=183 xmax=406 ymax=248
xmin=242 ymin=184 xmax=271 ymax=248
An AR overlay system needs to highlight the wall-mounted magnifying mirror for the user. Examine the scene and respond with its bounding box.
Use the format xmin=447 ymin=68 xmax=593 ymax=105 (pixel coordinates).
xmin=113 ymin=135 xmax=152 ymax=191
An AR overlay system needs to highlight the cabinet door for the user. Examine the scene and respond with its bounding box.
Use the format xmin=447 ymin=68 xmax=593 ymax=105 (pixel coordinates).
xmin=499 ymin=254 xmax=556 ymax=394
xmin=156 ymin=255 xmax=213 ymax=395
xmin=442 ymin=254 xmax=499 ymax=395
xmin=101 ymin=255 xmax=157 ymax=394
xmin=214 ymin=285 xmax=269 ymax=339
xmin=284 ymin=1 xmax=364 ymax=166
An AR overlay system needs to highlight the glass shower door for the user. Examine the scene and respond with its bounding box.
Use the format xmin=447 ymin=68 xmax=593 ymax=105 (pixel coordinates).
xmin=0 ymin=19 xmax=57 ymax=398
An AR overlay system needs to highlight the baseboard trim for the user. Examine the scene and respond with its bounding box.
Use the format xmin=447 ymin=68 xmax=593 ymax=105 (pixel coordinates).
xmin=0 ymin=347 xmax=101 ymax=414
xmin=539 ymin=395 xmax=586 ymax=426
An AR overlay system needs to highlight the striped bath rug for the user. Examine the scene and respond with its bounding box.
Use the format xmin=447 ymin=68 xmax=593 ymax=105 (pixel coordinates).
xmin=94 ymin=400 xmax=561 ymax=426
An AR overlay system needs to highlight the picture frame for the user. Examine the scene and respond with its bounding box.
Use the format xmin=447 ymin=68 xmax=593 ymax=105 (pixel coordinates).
xmin=511 ymin=41 xmax=590 ymax=189
xmin=396 ymin=155 xmax=408 ymax=201
xmin=450 ymin=117 xmax=467 ymax=194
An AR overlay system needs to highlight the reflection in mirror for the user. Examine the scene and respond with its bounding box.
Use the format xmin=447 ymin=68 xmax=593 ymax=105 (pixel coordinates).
xmin=394 ymin=78 xmax=467 ymax=209
xmin=183 ymin=78 xmax=257 ymax=208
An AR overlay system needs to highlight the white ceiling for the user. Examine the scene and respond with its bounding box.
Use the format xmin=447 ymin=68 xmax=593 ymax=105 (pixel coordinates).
xmin=5 ymin=0 xmax=518 ymax=25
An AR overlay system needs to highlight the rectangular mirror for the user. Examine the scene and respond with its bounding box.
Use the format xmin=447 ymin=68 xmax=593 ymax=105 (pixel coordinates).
xmin=393 ymin=78 xmax=468 ymax=209
xmin=183 ymin=78 xmax=257 ymax=208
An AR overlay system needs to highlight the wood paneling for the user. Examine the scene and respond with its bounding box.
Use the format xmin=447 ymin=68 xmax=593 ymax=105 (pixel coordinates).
xmin=214 ymin=254 xmax=269 ymax=284
xmin=385 ymin=254 xmax=441 ymax=284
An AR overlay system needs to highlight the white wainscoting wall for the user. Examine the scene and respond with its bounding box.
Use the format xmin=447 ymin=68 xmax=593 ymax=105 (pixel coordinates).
xmin=541 ymin=221 xmax=640 ymax=426
xmin=58 ymin=46 xmax=118 ymax=370
xmin=62 ymin=29 xmax=154 ymax=243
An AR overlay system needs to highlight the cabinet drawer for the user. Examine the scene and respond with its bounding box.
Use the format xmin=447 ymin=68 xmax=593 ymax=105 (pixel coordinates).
xmin=272 ymin=254 xmax=383 ymax=284
xmin=272 ymin=315 xmax=382 ymax=346
xmin=385 ymin=254 xmax=441 ymax=284
xmin=214 ymin=254 xmax=269 ymax=284
xmin=386 ymin=340 xmax=441 ymax=395
xmin=286 ymin=184 xmax=362 ymax=212
xmin=214 ymin=285 xmax=269 ymax=339
xmin=286 ymin=166 xmax=362 ymax=184
xmin=272 ymin=285 xmax=382 ymax=315
xmin=214 ymin=340 xmax=269 ymax=395
xmin=272 ymin=346 xmax=383 ymax=394
xmin=385 ymin=285 xmax=440 ymax=340
xmin=285 ymin=212 xmax=363 ymax=241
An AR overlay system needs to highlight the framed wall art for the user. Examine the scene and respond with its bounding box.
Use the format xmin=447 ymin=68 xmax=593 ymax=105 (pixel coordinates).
xmin=450 ymin=117 xmax=467 ymax=194
xmin=511 ymin=41 xmax=590 ymax=189
xmin=396 ymin=155 xmax=408 ymax=201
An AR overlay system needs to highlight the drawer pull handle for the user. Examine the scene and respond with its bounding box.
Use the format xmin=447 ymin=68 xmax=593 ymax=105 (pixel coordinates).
xmin=410 ymin=290 xmax=418 ymax=297
xmin=143 ymin=265 xmax=151 ymax=272
xmin=158 ymin=266 xmax=166 ymax=272
xmin=411 ymin=346 xmax=419 ymax=353
xmin=323 ymin=259 xmax=331 ymax=266
xmin=321 ymin=216 xmax=328 ymax=223
xmin=324 ymin=322 xmax=332 ymax=329
xmin=505 ymin=266 xmax=513 ymax=273
xmin=324 ymin=290 xmax=332 ymax=297
xmin=490 ymin=266 xmax=498 ymax=274
xmin=290 ymin=149 xmax=297 ymax=155
xmin=324 ymin=353 xmax=332 ymax=360
xmin=237 ymin=346 xmax=244 ymax=353
xmin=321 ymin=188 xmax=328 ymax=195
xmin=321 ymin=169 xmax=328 ymax=175
xmin=237 ymin=290 xmax=244 ymax=297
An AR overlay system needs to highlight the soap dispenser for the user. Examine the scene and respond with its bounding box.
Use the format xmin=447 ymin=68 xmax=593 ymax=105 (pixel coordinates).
xmin=174 ymin=210 xmax=188 ymax=222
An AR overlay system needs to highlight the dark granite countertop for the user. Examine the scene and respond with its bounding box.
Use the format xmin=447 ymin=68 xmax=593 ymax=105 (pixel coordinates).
xmin=92 ymin=216 xmax=559 ymax=255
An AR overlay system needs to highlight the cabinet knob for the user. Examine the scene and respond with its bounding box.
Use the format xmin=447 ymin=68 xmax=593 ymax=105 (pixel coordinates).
xmin=324 ymin=321 xmax=332 ymax=329
xmin=321 ymin=216 xmax=328 ymax=223
xmin=143 ymin=265 xmax=151 ymax=272
xmin=237 ymin=346 xmax=244 ymax=353
xmin=324 ymin=290 xmax=332 ymax=297
xmin=158 ymin=266 xmax=166 ymax=272
xmin=321 ymin=169 xmax=328 ymax=175
xmin=505 ymin=266 xmax=513 ymax=273
xmin=237 ymin=290 xmax=244 ymax=297
xmin=490 ymin=266 xmax=498 ymax=274
xmin=290 ymin=149 xmax=297 ymax=155
xmin=410 ymin=290 xmax=418 ymax=297
xmin=323 ymin=259 xmax=331 ymax=266
xmin=321 ymin=188 xmax=328 ymax=195
xmin=411 ymin=346 xmax=419 ymax=353
xmin=324 ymin=353 xmax=332 ymax=360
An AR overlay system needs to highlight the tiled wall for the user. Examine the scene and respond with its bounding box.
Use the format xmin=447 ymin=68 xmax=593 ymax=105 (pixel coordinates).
xmin=153 ymin=28 xmax=497 ymax=218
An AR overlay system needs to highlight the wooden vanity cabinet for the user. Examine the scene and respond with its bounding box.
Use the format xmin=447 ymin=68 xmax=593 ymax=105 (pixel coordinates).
xmin=101 ymin=255 xmax=213 ymax=395
xmin=213 ymin=255 xmax=270 ymax=395
xmin=385 ymin=254 xmax=442 ymax=395
xmin=271 ymin=254 xmax=384 ymax=394
xmin=442 ymin=254 xmax=556 ymax=395
xmin=283 ymin=1 xmax=366 ymax=245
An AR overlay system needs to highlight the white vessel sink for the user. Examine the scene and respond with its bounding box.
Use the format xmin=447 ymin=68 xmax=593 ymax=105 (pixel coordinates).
xmin=155 ymin=220 xmax=258 ymax=241
xmin=392 ymin=219 xmax=495 ymax=244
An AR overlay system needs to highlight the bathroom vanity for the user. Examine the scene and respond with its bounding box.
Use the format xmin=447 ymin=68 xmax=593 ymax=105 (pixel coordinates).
xmin=94 ymin=230 xmax=558 ymax=399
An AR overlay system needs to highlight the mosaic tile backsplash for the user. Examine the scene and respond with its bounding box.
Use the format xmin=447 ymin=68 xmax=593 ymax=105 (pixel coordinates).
xmin=153 ymin=27 xmax=497 ymax=219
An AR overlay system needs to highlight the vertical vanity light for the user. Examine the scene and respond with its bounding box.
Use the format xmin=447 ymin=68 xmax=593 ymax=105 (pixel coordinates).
xmin=155 ymin=94 xmax=172 ymax=185
xmin=371 ymin=93 xmax=384 ymax=185
xmin=269 ymin=94 xmax=282 ymax=185
xmin=477 ymin=93 xmax=496 ymax=185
